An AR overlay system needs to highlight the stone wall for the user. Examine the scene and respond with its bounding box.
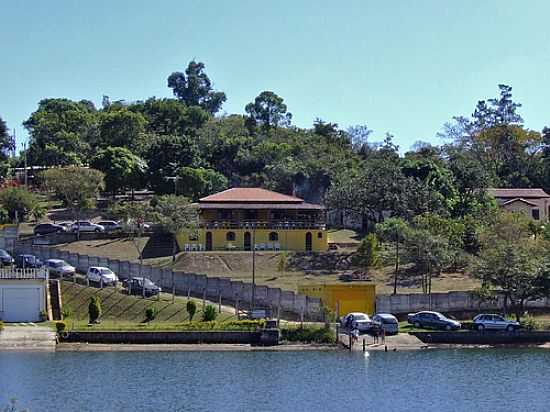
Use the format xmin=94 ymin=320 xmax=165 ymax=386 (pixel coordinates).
xmin=16 ymin=245 xmax=323 ymax=321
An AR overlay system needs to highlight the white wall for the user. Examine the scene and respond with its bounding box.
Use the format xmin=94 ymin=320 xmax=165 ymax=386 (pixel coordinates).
xmin=0 ymin=280 xmax=46 ymax=322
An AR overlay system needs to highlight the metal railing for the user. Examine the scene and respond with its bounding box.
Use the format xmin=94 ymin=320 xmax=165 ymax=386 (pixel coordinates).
xmin=0 ymin=267 xmax=48 ymax=280
xmin=202 ymin=220 xmax=326 ymax=230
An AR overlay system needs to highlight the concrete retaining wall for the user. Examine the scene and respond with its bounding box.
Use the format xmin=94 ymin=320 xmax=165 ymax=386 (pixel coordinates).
xmin=376 ymin=291 xmax=550 ymax=315
xmin=412 ymin=331 xmax=550 ymax=345
xmin=62 ymin=329 xmax=280 ymax=345
xmin=15 ymin=244 xmax=323 ymax=321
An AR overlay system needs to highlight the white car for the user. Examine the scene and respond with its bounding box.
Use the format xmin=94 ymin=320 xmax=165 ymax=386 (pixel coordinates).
xmin=473 ymin=314 xmax=520 ymax=332
xmin=71 ymin=221 xmax=105 ymax=233
xmin=86 ymin=266 xmax=118 ymax=286
xmin=340 ymin=312 xmax=374 ymax=332
xmin=97 ymin=220 xmax=122 ymax=232
xmin=45 ymin=259 xmax=76 ymax=278
xmin=372 ymin=313 xmax=399 ymax=335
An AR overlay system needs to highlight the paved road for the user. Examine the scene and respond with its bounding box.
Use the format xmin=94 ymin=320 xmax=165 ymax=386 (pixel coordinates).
xmin=0 ymin=324 xmax=56 ymax=351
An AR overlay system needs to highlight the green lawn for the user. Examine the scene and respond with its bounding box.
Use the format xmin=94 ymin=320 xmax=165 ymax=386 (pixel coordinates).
xmin=60 ymin=280 xmax=236 ymax=331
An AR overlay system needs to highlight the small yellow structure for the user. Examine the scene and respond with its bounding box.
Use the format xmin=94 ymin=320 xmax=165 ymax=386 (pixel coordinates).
xmin=298 ymin=282 xmax=376 ymax=316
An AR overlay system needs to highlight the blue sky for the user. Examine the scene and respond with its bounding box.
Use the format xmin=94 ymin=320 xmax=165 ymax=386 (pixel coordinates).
xmin=2 ymin=1 xmax=550 ymax=151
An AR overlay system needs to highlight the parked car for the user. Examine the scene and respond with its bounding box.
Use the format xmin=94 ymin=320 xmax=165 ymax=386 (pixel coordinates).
xmin=97 ymin=220 xmax=122 ymax=232
xmin=15 ymin=254 xmax=43 ymax=269
xmin=127 ymin=277 xmax=161 ymax=296
xmin=86 ymin=266 xmax=118 ymax=286
xmin=70 ymin=221 xmax=105 ymax=233
xmin=372 ymin=313 xmax=399 ymax=335
xmin=33 ymin=223 xmax=66 ymax=236
xmin=473 ymin=314 xmax=520 ymax=332
xmin=407 ymin=311 xmax=461 ymax=331
xmin=58 ymin=222 xmax=74 ymax=231
xmin=45 ymin=259 xmax=76 ymax=278
xmin=0 ymin=249 xmax=14 ymax=266
xmin=340 ymin=312 xmax=374 ymax=332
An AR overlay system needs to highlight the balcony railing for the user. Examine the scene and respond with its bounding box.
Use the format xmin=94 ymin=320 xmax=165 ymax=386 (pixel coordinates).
xmin=0 ymin=267 xmax=48 ymax=280
xmin=201 ymin=220 xmax=326 ymax=230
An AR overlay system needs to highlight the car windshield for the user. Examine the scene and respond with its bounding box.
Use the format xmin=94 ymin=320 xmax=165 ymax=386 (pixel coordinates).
xmin=54 ymin=261 xmax=67 ymax=267
xmin=144 ymin=279 xmax=155 ymax=287
xmin=353 ymin=314 xmax=367 ymax=321
xmin=0 ymin=250 xmax=9 ymax=257
xmin=100 ymin=268 xmax=113 ymax=275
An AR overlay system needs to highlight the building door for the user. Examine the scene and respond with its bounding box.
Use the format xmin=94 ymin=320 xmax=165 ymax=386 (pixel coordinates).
xmin=244 ymin=232 xmax=251 ymax=251
xmin=305 ymin=232 xmax=312 ymax=252
xmin=205 ymin=232 xmax=213 ymax=251
xmin=3 ymin=287 xmax=41 ymax=322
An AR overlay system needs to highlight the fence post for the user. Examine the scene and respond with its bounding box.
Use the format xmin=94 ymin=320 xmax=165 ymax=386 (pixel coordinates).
xmin=171 ymin=271 xmax=175 ymax=304
xmin=218 ymin=290 xmax=222 ymax=313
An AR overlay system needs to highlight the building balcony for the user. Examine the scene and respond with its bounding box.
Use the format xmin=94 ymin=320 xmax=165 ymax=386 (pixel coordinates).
xmin=0 ymin=268 xmax=48 ymax=280
xmin=201 ymin=220 xmax=326 ymax=231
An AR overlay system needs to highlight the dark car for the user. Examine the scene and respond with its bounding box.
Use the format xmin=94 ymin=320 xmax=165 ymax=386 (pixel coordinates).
xmin=407 ymin=311 xmax=461 ymax=331
xmin=0 ymin=249 xmax=14 ymax=266
xmin=33 ymin=223 xmax=66 ymax=236
xmin=15 ymin=254 xmax=43 ymax=269
xmin=127 ymin=277 xmax=161 ymax=296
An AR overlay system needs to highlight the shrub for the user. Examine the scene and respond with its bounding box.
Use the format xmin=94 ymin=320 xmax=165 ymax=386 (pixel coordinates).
xmin=0 ymin=321 xmax=4 ymax=331
xmin=62 ymin=307 xmax=72 ymax=319
xmin=186 ymin=300 xmax=197 ymax=321
xmin=202 ymin=304 xmax=217 ymax=322
xmin=520 ymin=315 xmax=540 ymax=331
xmin=145 ymin=307 xmax=156 ymax=322
xmin=179 ymin=320 xmax=265 ymax=331
xmin=277 ymin=252 xmax=287 ymax=272
xmin=281 ymin=326 xmax=335 ymax=344
xmin=88 ymin=296 xmax=102 ymax=324
xmin=55 ymin=321 xmax=66 ymax=333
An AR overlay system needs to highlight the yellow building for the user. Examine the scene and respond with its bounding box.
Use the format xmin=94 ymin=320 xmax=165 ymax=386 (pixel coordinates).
xmin=176 ymin=187 xmax=328 ymax=252
xmin=298 ymin=282 xmax=376 ymax=316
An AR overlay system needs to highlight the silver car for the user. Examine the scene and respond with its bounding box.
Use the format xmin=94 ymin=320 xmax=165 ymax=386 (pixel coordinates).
xmin=473 ymin=314 xmax=520 ymax=332
xmin=340 ymin=312 xmax=374 ymax=332
xmin=45 ymin=259 xmax=76 ymax=278
xmin=70 ymin=221 xmax=105 ymax=233
xmin=372 ymin=313 xmax=399 ymax=335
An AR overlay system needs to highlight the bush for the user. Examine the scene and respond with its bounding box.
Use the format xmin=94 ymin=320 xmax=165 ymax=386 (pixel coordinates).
xmin=281 ymin=326 xmax=335 ymax=344
xmin=0 ymin=321 xmax=4 ymax=331
xmin=186 ymin=300 xmax=197 ymax=321
xmin=55 ymin=321 xmax=66 ymax=333
xmin=62 ymin=307 xmax=72 ymax=319
xmin=520 ymin=315 xmax=540 ymax=331
xmin=202 ymin=304 xmax=217 ymax=322
xmin=277 ymin=252 xmax=287 ymax=272
xmin=88 ymin=296 xmax=102 ymax=324
xmin=180 ymin=320 xmax=265 ymax=331
xmin=145 ymin=307 xmax=156 ymax=322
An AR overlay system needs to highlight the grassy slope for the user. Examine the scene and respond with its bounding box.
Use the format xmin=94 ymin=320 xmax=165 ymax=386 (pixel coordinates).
xmin=61 ymin=280 xmax=236 ymax=331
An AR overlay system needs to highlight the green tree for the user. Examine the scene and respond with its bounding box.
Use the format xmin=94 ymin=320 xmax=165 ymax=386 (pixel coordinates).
xmin=91 ymin=147 xmax=146 ymax=196
xmin=152 ymin=195 xmax=199 ymax=262
xmin=186 ymin=300 xmax=197 ymax=321
xmin=202 ymin=304 xmax=217 ymax=322
xmin=97 ymin=108 xmax=147 ymax=153
xmin=23 ymin=98 xmax=96 ymax=166
xmin=376 ymin=217 xmax=409 ymax=294
xmin=0 ymin=116 xmax=14 ymax=163
xmin=177 ymin=167 xmax=228 ymax=200
xmin=167 ymin=60 xmax=226 ymax=114
xmin=88 ymin=296 xmax=102 ymax=323
xmin=352 ymin=233 xmax=381 ymax=276
xmin=0 ymin=187 xmax=42 ymax=222
xmin=40 ymin=167 xmax=105 ymax=238
xmin=245 ymin=91 xmax=292 ymax=131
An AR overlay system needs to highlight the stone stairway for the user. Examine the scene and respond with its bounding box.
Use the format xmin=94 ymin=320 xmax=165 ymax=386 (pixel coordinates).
xmin=0 ymin=325 xmax=57 ymax=351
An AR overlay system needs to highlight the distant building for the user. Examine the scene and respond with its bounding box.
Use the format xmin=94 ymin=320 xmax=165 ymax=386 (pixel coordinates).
xmin=176 ymin=187 xmax=328 ymax=252
xmin=298 ymin=282 xmax=376 ymax=316
xmin=488 ymin=188 xmax=550 ymax=221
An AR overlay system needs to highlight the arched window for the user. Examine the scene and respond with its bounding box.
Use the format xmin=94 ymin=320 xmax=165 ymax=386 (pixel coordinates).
xmin=269 ymin=232 xmax=279 ymax=241
xmin=226 ymin=231 xmax=236 ymax=241
xmin=317 ymin=232 xmax=323 ymax=239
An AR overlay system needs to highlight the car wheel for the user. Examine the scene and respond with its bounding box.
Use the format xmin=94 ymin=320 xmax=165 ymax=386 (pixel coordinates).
xmin=413 ymin=321 xmax=421 ymax=328
xmin=506 ymin=325 xmax=515 ymax=332
xmin=477 ymin=324 xmax=485 ymax=331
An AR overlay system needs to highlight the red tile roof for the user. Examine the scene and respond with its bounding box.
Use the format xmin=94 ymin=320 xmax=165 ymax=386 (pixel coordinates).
xmin=199 ymin=188 xmax=304 ymax=203
xmin=488 ymin=188 xmax=550 ymax=198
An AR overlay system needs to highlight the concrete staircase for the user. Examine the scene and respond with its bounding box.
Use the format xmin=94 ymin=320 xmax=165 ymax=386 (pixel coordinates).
xmin=0 ymin=325 xmax=57 ymax=351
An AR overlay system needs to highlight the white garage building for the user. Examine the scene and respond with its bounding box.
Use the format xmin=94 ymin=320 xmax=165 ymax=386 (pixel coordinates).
xmin=0 ymin=268 xmax=48 ymax=322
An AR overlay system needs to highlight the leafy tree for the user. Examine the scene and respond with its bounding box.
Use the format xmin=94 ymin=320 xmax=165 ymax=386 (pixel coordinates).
xmin=167 ymin=60 xmax=226 ymax=114
xmin=0 ymin=187 xmax=42 ymax=222
xmin=97 ymin=108 xmax=147 ymax=153
xmin=202 ymin=304 xmax=217 ymax=322
xmin=245 ymin=91 xmax=292 ymax=131
xmin=88 ymin=296 xmax=102 ymax=323
xmin=40 ymin=167 xmax=105 ymax=237
xmin=186 ymin=300 xmax=197 ymax=321
xmin=0 ymin=116 xmax=14 ymax=163
xmin=177 ymin=167 xmax=228 ymax=200
xmin=91 ymin=147 xmax=146 ymax=196
xmin=152 ymin=195 xmax=199 ymax=262
xmin=376 ymin=218 xmax=409 ymax=294
xmin=23 ymin=98 xmax=96 ymax=166
xmin=351 ymin=233 xmax=381 ymax=276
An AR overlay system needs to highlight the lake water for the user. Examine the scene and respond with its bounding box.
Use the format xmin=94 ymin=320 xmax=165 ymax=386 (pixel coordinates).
xmin=1 ymin=349 xmax=549 ymax=412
